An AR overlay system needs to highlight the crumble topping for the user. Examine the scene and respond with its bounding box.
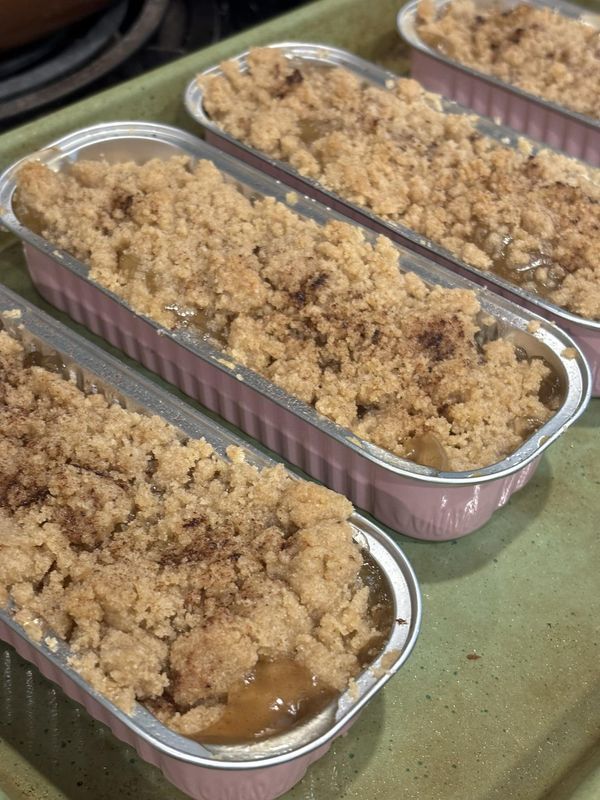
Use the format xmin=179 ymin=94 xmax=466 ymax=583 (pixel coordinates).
xmin=416 ymin=0 xmax=600 ymax=119
xmin=0 ymin=330 xmax=381 ymax=736
xmin=198 ymin=48 xmax=600 ymax=320
xmin=15 ymin=156 xmax=556 ymax=472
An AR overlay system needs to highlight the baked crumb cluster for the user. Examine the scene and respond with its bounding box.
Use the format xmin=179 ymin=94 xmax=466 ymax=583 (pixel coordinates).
xmin=15 ymin=156 xmax=555 ymax=472
xmin=199 ymin=48 xmax=600 ymax=320
xmin=0 ymin=329 xmax=380 ymax=735
xmin=416 ymin=0 xmax=600 ymax=119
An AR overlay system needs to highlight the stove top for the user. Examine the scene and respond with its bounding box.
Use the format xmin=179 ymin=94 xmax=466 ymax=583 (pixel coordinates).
xmin=0 ymin=0 xmax=307 ymax=130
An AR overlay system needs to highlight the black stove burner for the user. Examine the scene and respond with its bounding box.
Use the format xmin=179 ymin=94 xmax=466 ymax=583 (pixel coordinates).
xmin=0 ymin=0 xmax=169 ymax=125
xmin=0 ymin=3 xmax=129 ymax=104
xmin=0 ymin=0 xmax=307 ymax=130
xmin=0 ymin=31 xmax=66 ymax=81
xmin=117 ymin=0 xmax=224 ymax=77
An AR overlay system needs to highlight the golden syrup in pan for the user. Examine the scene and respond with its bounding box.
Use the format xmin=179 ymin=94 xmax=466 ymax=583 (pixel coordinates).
xmin=404 ymin=431 xmax=450 ymax=471
xmin=472 ymin=228 xmax=565 ymax=300
xmin=195 ymin=658 xmax=336 ymax=744
xmin=297 ymin=118 xmax=343 ymax=145
xmin=13 ymin=198 xmax=45 ymax=235
xmin=195 ymin=556 xmax=394 ymax=745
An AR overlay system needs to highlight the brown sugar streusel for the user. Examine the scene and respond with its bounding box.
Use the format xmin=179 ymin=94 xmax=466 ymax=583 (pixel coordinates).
xmin=416 ymin=0 xmax=600 ymax=119
xmin=0 ymin=329 xmax=384 ymax=738
xmin=15 ymin=156 xmax=556 ymax=472
xmin=198 ymin=48 xmax=600 ymax=321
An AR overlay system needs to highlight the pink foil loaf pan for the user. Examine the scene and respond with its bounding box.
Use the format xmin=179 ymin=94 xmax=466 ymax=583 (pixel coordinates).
xmin=0 ymin=123 xmax=591 ymax=540
xmin=397 ymin=0 xmax=599 ymax=166
xmin=186 ymin=43 xmax=600 ymax=396
xmin=0 ymin=284 xmax=422 ymax=800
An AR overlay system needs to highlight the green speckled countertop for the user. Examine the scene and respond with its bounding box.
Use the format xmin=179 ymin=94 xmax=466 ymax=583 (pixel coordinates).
xmin=0 ymin=1 xmax=599 ymax=798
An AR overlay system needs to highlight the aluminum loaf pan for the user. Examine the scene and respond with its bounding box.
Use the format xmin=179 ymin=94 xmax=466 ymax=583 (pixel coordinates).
xmin=397 ymin=0 xmax=599 ymax=165
xmin=185 ymin=42 xmax=600 ymax=395
xmin=0 ymin=122 xmax=591 ymax=540
xmin=0 ymin=283 xmax=421 ymax=800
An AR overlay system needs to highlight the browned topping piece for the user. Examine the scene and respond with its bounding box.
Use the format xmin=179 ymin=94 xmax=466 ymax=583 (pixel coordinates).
xmin=198 ymin=48 xmax=600 ymax=321
xmin=15 ymin=156 xmax=556 ymax=472
xmin=416 ymin=0 xmax=600 ymax=119
xmin=0 ymin=330 xmax=381 ymax=739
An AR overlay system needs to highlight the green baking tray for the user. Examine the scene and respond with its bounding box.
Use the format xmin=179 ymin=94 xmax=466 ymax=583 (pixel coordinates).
xmin=0 ymin=0 xmax=599 ymax=798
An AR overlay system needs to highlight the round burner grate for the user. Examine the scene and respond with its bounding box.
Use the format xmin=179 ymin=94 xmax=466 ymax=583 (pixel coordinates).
xmin=0 ymin=0 xmax=306 ymax=129
xmin=0 ymin=0 xmax=169 ymax=125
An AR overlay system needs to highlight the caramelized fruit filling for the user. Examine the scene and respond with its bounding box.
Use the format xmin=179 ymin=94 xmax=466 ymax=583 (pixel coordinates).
xmin=473 ymin=228 xmax=566 ymax=300
xmin=196 ymin=658 xmax=337 ymax=744
xmin=160 ymin=555 xmax=393 ymax=745
xmin=297 ymin=117 xmax=343 ymax=145
xmin=404 ymin=431 xmax=450 ymax=471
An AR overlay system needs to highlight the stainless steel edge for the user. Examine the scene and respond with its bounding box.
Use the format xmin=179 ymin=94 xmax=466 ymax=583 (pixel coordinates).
xmin=0 ymin=283 xmax=422 ymax=772
xmin=185 ymin=42 xmax=600 ymax=336
xmin=0 ymin=121 xmax=591 ymax=488
xmin=397 ymin=0 xmax=599 ymax=130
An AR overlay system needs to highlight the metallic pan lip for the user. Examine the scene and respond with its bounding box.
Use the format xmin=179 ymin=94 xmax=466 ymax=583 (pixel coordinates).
xmin=0 ymin=283 xmax=422 ymax=772
xmin=0 ymin=121 xmax=591 ymax=487
xmin=185 ymin=41 xmax=600 ymax=335
xmin=397 ymin=0 xmax=600 ymax=131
